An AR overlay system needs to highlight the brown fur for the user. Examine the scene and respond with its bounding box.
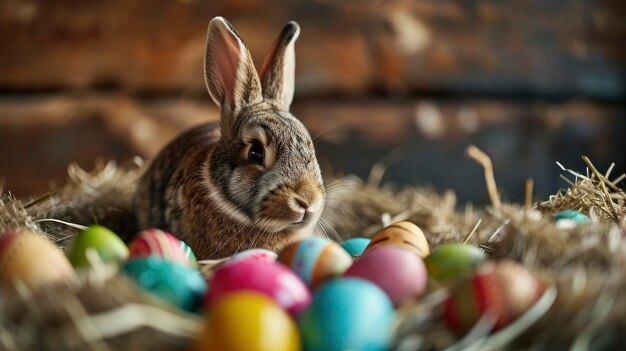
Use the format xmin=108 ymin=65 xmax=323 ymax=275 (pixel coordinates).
xmin=134 ymin=18 xmax=324 ymax=258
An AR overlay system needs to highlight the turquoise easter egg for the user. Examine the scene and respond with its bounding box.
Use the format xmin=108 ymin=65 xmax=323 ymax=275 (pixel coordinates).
xmin=298 ymin=278 xmax=395 ymax=351
xmin=554 ymin=210 xmax=589 ymax=224
xmin=123 ymin=257 xmax=206 ymax=312
xmin=67 ymin=225 xmax=129 ymax=268
xmin=341 ymin=238 xmax=371 ymax=257
xmin=424 ymin=243 xmax=487 ymax=283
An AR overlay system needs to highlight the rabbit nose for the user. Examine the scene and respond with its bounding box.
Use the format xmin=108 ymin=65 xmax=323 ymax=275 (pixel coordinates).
xmin=295 ymin=197 xmax=309 ymax=210
xmin=292 ymin=197 xmax=312 ymax=224
xmin=293 ymin=209 xmax=312 ymax=225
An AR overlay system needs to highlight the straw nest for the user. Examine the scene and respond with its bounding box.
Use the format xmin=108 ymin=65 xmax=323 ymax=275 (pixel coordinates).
xmin=1 ymin=148 xmax=625 ymax=350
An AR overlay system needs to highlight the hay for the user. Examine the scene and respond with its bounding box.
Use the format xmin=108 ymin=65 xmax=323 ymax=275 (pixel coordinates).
xmin=1 ymin=151 xmax=626 ymax=350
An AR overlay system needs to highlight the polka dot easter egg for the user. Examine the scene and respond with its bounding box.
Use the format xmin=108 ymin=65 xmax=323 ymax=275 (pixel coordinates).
xmin=229 ymin=248 xmax=278 ymax=264
xmin=364 ymin=221 xmax=430 ymax=257
xmin=129 ymin=229 xmax=197 ymax=268
xmin=279 ymin=237 xmax=352 ymax=289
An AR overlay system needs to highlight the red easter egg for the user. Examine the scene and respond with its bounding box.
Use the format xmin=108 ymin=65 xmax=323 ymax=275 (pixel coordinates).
xmin=129 ymin=229 xmax=196 ymax=267
xmin=443 ymin=260 xmax=545 ymax=334
xmin=344 ymin=247 xmax=428 ymax=306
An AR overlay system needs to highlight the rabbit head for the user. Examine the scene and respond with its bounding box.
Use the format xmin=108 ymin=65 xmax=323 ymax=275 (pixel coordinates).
xmin=202 ymin=17 xmax=325 ymax=241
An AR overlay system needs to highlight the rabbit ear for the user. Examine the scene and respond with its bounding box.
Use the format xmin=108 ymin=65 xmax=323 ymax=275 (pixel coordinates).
xmin=260 ymin=21 xmax=300 ymax=111
xmin=205 ymin=17 xmax=262 ymax=122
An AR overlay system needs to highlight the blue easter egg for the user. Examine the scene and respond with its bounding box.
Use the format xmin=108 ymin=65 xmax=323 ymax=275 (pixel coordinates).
xmin=341 ymin=238 xmax=371 ymax=257
xmin=298 ymin=278 xmax=395 ymax=351
xmin=554 ymin=210 xmax=589 ymax=224
xmin=278 ymin=237 xmax=352 ymax=289
xmin=123 ymin=257 xmax=206 ymax=312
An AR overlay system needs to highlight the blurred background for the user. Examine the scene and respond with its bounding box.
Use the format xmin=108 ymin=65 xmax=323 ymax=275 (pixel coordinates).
xmin=0 ymin=0 xmax=624 ymax=204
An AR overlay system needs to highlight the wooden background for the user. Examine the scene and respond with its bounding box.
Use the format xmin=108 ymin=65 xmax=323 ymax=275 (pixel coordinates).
xmin=1 ymin=0 xmax=624 ymax=203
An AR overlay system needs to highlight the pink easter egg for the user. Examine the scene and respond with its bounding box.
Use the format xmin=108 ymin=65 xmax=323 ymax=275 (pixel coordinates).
xmin=129 ymin=229 xmax=196 ymax=267
xmin=206 ymin=260 xmax=311 ymax=314
xmin=229 ymin=248 xmax=278 ymax=264
xmin=344 ymin=247 xmax=428 ymax=307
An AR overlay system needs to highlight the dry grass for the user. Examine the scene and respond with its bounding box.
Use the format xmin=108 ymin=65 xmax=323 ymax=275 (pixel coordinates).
xmin=1 ymin=150 xmax=625 ymax=350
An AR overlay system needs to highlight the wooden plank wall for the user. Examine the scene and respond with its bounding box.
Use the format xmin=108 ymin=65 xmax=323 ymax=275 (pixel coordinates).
xmin=0 ymin=0 xmax=624 ymax=201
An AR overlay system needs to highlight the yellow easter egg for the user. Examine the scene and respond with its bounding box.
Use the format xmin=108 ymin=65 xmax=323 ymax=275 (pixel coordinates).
xmin=0 ymin=229 xmax=74 ymax=290
xmin=196 ymin=292 xmax=300 ymax=351
xmin=364 ymin=221 xmax=430 ymax=257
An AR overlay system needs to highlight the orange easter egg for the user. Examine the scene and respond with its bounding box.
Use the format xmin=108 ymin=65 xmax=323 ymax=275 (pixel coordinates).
xmin=364 ymin=221 xmax=430 ymax=257
xmin=0 ymin=229 xmax=74 ymax=290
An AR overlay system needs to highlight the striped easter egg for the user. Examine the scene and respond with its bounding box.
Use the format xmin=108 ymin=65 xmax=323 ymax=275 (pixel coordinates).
xmin=443 ymin=260 xmax=545 ymax=334
xmin=129 ymin=229 xmax=197 ymax=268
xmin=278 ymin=237 xmax=352 ymax=289
xmin=363 ymin=221 xmax=430 ymax=258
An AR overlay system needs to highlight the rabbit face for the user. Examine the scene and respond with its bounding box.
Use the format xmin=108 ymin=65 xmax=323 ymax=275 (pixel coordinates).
xmin=208 ymin=105 xmax=324 ymax=235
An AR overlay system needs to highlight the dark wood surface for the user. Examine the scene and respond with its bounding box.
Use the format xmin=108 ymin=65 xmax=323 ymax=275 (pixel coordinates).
xmin=1 ymin=94 xmax=623 ymax=203
xmin=0 ymin=1 xmax=624 ymax=202
xmin=0 ymin=0 xmax=624 ymax=99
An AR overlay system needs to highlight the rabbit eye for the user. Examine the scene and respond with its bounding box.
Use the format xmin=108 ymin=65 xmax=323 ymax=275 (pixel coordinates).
xmin=248 ymin=141 xmax=265 ymax=165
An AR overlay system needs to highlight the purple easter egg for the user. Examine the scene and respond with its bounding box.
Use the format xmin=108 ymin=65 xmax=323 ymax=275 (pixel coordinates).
xmin=344 ymin=247 xmax=428 ymax=306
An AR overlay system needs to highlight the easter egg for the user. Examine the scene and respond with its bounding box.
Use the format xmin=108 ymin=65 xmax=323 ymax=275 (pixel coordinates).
xmin=344 ymin=247 xmax=427 ymax=306
xmin=66 ymin=225 xmax=129 ymax=268
xmin=364 ymin=221 xmax=430 ymax=257
xmin=554 ymin=210 xmax=589 ymax=225
xmin=0 ymin=229 xmax=74 ymax=290
xmin=341 ymin=238 xmax=371 ymax=257
xmin=196 ymin=291 xmax=300 ymax=351
xmin=299 ymin=278 xmax=395 ymax=351
xmin=129 ymin=229 xmax=197 ymax=268
xmin=122 ymin=256 xmax=206 ymax=312
xmin=206 ymin=260 xmax=311 ymax=314
xmin=443 ymin=260 xmax=545 ymax=334
xmin=278 ymin=237 xmax=352 ymax=289
xmin=229 ymin=248 xmax=278 ymax=264
xmin=424 ymin=243 xmax=487 ymax=283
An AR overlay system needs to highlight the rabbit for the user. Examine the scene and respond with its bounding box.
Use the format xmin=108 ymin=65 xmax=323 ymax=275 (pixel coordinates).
xmin=133 ymin=17 xmax=325 ymax=259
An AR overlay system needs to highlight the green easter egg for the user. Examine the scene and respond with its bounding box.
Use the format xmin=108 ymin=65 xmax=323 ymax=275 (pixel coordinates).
xmin=67 ymin=225 xmax=129 ymax=268
xmin=424 ymin=243 xmax=486 ymax=283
